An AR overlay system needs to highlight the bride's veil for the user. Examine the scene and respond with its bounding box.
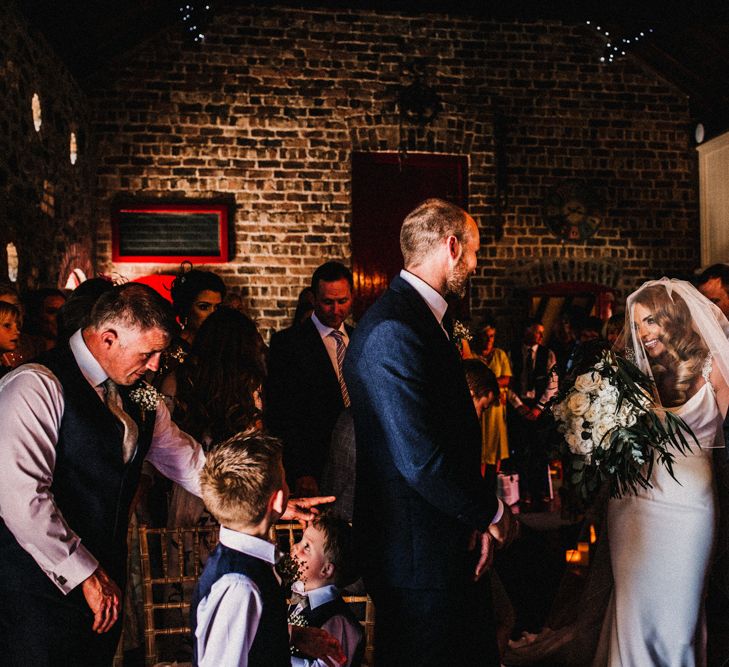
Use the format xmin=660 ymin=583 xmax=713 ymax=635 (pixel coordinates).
xmin=617 ymin=277 xmax=729 ymax=429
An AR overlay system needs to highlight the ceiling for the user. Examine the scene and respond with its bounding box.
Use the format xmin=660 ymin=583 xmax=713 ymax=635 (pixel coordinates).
xmin=18 ymin=0 xmax=729 ymax=138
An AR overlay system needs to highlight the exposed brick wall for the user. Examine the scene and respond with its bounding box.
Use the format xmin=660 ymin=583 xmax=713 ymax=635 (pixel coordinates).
xmin=91 ymin=4 xmax=698 ymax=338
xmin=0 ymin=1 xmax=96 ymax=290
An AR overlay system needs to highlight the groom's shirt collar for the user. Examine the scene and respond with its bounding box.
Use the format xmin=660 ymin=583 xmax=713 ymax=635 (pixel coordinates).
xmin=399 ymin=270 xmax=448 ymax=327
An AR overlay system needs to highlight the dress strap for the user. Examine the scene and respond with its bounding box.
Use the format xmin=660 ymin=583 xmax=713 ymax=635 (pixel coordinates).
xmin=702 ymin=353 xmax=713 ymax=381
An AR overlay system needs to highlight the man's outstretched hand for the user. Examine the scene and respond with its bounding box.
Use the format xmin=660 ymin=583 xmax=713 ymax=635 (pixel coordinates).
xmin=81 ymin=566 xmax=122 ymax=633
xmin=290 ymin=625 xmax=346 ymax=666
xmin=282 ymin=495 xmax=336 ymax=522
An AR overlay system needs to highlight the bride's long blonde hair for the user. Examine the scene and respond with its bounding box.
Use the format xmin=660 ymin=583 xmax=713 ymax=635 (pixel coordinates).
xmin=632 ymin=285 xmax=708 ymax=406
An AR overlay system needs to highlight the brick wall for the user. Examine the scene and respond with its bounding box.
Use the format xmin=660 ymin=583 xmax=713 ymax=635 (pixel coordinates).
xmin=0 ymin=2 xmax=96 ymax=290
xmin=91 ymin=4 xmax=698 ymax=337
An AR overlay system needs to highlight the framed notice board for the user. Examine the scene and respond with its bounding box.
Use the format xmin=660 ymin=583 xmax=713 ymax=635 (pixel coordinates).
xmin=111 ymin=202 xmax=231 ymax=263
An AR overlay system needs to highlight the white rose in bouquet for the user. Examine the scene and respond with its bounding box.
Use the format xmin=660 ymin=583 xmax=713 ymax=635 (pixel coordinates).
xmin=565 ymin=430 xmax=592 ymax=456
xmin=567 ymin=391 xmax=591 ymax=416
xmin=584 ymin=402 xmax=602 ymax=423
xmin=574 ymin=371 xmax=601 ymax=393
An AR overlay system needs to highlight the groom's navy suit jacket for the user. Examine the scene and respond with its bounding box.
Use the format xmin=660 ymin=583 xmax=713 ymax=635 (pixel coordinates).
xmin=344 ymin=276 xmax=498 ymax=592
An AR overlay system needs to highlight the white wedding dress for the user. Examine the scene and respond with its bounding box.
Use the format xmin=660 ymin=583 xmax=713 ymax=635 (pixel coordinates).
xmin=594 ymin=368 xmax=723 ymax=666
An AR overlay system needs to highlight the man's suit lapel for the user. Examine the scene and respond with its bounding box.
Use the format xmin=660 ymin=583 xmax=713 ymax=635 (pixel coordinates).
xmin=299 ymin=318 xmax=342 ymax=400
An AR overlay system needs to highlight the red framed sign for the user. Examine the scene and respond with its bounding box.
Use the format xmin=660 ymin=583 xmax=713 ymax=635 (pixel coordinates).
xmin=111 ymin=202 xmax=231 ymax=263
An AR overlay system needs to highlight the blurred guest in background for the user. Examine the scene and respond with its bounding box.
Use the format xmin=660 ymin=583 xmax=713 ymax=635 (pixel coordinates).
xmin=0 ymin=301 xmax=21 ymax=378
xmin=471 ymin=316 xmax=512 ymax=479
xmin=508 ymin=318 xmax=558 ymax=511
xmin=159 ymin=306 xmax=267 ymax=529
xmin=56 ymin=278 xmax=115 ymax=346
xmin=697 ymin=263 xmax=729 ymax=318
xmin=23 ymin=287 xmax=66 ymax=352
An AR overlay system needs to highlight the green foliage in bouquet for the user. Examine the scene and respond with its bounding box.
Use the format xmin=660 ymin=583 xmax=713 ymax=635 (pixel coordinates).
xmin=550 ymin=350 xmax=698 ymax=500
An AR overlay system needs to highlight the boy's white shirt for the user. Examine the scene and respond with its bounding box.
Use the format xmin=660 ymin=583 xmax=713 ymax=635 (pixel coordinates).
xmin=195 ymin=526 xmax=280 ymax=667
xmin=290 ymin=579 xmax=363 ymax=667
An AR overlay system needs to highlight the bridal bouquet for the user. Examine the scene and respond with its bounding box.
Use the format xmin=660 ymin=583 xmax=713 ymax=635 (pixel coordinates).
xmin=551 ymin=350 xmax=697 ymax=499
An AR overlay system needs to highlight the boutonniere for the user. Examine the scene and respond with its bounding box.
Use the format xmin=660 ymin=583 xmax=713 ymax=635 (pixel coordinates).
xmin=452 ymin=320 xmax=473 ymax=342
xmin=129 ymin=381 xmax=162 ymax=413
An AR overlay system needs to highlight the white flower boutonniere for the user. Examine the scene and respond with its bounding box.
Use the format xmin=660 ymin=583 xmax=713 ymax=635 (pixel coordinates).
xmin=129 ymin=382 xmax=162 ymax=412
xmin=452 ymin=320 xmax=473 ymax=342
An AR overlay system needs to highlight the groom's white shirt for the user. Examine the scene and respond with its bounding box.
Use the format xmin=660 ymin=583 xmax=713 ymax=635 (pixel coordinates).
xmin=0 ymin=329 xmax=204 ymax=593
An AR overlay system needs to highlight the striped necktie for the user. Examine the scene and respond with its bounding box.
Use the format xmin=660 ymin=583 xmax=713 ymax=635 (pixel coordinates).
xmin=103 ymin=378 xmax=139 ymax=463
xmin=329 ymin=329 xmax=351 ymax=408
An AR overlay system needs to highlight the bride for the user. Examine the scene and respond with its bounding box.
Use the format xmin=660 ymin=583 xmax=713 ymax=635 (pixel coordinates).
xmin=504 ymin=278 xmax=729 ymax=667
xmin=594 ymin=278 xmax=729 ymax=666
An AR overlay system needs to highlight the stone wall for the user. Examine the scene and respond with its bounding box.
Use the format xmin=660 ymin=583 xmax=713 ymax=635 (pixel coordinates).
xmin=91 ymin=3 xmax=698 ymax=336
xmin=0 ymin=1 xmax=96 ymax=290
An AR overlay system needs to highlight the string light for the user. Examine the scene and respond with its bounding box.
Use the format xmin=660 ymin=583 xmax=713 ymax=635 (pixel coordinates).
xmin=586 ymin=20 xmax=654 ymax=64
xmin=178 ymin=2 xmax=213 ymax=43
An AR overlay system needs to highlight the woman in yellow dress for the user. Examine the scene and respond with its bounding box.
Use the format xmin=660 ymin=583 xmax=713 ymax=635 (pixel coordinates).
xmin=471 ymin=316 xmax=512 ymax=481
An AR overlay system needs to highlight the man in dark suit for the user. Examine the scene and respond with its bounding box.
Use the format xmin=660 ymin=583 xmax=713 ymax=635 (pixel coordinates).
xmin=508 ymin=318 xmax=558 ymax=511
xmin=344 ymin=199 xmax=516 ymax=666
xmin=266 ymin=261 xmax=354 ymax=497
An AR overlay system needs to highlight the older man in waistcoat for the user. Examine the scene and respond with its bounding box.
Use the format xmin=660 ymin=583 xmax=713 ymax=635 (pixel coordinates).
xmin=0 ymin=284 xmax=204 ymax=666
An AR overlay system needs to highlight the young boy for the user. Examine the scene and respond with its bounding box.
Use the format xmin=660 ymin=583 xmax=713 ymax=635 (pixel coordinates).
xmin=191 ymin=432 xmax=291 ymax=666
xmin=289 ymin=513 xmax=364 ymax=667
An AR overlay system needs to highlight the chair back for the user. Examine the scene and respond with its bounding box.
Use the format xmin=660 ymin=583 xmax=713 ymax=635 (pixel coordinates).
xmin=138 ymin=524 xmax=219 ymax=666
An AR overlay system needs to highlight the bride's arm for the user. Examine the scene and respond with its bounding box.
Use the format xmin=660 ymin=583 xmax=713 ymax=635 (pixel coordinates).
xmin=710 ymin=363 xmax=729 ymax=418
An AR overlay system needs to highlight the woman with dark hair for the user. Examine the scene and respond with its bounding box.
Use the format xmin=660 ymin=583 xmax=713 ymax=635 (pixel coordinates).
xmin=158 ymin=264 xmax=227 ymax=380
xmin=159 ymin=306 xmax=267 ymax=528
xmin=169 ymin=264 xmax=226 ymax=346
xmin=293 ymin=287 xmax=315 ymax=326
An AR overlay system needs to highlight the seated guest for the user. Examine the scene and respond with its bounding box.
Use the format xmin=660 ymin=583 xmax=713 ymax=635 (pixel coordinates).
xmin=0 ymin=301 xmax=21 ymax=378
xmin=192 ymin=433 xmax=344 ymax=667
xmin=289 ymin=512 xmax=364 ymax=667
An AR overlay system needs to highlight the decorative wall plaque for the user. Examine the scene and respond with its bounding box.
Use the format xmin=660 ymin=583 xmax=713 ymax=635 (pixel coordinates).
xmin=111 ymin=202 xmax=231 ymax=263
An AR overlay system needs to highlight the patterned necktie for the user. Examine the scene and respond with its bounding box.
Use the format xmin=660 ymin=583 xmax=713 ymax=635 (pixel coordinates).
xmin=329 ymin=329 xmax=351 ymax=408
xmin=103 ymin=378 xmax=139 ymax=463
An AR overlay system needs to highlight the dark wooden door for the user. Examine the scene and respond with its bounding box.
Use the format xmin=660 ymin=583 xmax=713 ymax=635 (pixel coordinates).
xmin=351 ymin=152 xmax=469 ymax=319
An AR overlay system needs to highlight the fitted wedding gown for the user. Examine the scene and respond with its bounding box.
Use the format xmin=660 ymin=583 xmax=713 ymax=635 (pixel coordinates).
xmin=594 ymin=371 xmax=723 ymax=667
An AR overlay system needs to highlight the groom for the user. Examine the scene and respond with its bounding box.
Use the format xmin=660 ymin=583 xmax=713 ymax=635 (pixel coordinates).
xmin=344 ymin=199 xmax=517 ymax=666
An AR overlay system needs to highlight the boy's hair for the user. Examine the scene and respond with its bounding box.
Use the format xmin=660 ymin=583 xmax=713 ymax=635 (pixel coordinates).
xmin=311 ymin=511 xmax=358 ymax=588
xmin=462 ymin=358 xmax=499 ymax=399
xmin=200 ymin=432 xmax=283 ymax=527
